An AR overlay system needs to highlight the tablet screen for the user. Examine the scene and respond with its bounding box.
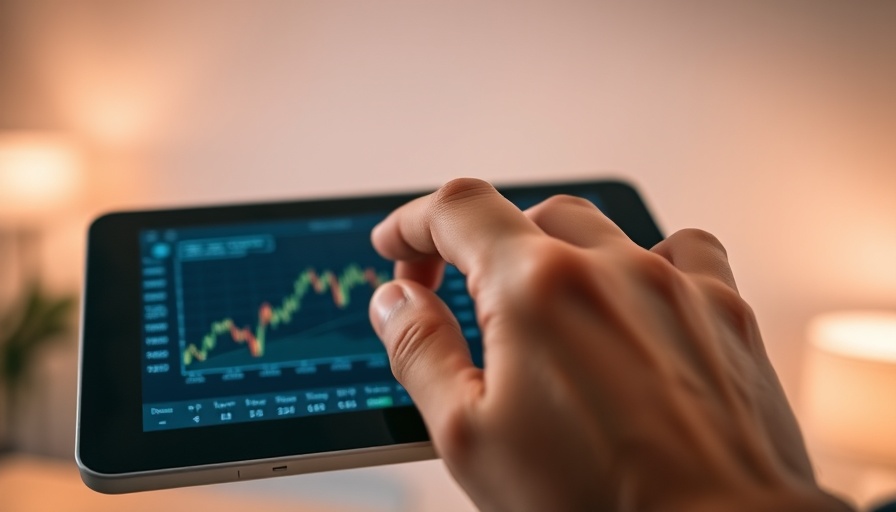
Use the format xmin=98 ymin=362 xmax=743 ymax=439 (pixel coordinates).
xmin=139 ymin=213 xmax=482 ymax=432
xmin=79 ymin=180 xmax=663 ymax=488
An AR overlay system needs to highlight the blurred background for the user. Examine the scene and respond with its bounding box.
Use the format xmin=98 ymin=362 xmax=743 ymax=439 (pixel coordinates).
xmin=0 ymin=1 xmax=894 ymax=510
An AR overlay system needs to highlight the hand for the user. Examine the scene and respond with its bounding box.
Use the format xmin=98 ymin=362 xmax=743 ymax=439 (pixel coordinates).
xmin=369 ymin=178 xmax=851 ymax=512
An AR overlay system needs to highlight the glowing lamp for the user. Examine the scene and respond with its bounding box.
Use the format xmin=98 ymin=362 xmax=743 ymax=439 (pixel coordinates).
xmin=0 ymin=131 xmax=82 ymax=226
xmin=803 ymin=310 xmax=896 ymax=465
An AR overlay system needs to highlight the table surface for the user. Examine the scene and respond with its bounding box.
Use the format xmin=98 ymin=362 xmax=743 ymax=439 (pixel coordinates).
xmin=0 ymin=455 xmax=373 ymax=512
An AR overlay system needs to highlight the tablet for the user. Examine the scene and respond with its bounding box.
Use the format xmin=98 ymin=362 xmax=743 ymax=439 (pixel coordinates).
xmin=76 ymin=179 xmax=663 ymax=493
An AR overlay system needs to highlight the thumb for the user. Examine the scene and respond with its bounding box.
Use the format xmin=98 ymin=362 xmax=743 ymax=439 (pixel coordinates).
xmin=370 ymin=280 xmax=482 ymax=434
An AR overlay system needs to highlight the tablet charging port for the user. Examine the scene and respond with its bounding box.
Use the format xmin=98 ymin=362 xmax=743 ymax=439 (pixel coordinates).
xmin=272 ymin=465 xmax=288 ymax=472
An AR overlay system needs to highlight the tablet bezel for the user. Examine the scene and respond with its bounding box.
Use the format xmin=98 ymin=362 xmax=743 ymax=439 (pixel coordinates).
xmin=76 ymin=179 xmax=662 ymax=492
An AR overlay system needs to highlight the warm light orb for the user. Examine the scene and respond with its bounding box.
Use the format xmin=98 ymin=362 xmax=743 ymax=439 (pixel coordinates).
xmin=809 ymin=311 xmax=896 ymax=363
xmin=0 ymin=131 xmax=82 ymax=224
xmin=803 ymin=310 xmax=896 ymax=465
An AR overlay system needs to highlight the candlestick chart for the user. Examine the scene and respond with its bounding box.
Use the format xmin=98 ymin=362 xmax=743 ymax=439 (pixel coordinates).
xmin=182 ymin=264 xmax=390 ymax=370
xmin=175 ymin=230 xmax=395 ymax=375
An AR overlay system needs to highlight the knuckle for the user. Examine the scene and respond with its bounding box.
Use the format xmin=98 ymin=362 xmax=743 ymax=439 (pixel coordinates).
xmin=506 ymin=240 xmax=592 ymax=310
xmin=386 ymin=316 xmax=455 ymax=384
xmin=700 ymin=277 xmax=760 ymax=347
xmin=670 ymin=228 xmax=728 ymax=257
xmin=540 ymin=194 xmax=597 ymax=211
xmin=624 ymin=248 xmax=684 ymax=296
xmin=526 ymin=194 xmax=597 ymax=223
xmin=706 ymin=279 xmax=751 ymax=319
xmin=432 ymin=178 xmax=496 ymax=208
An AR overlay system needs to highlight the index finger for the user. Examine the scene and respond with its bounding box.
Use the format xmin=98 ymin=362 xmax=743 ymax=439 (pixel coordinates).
xmin=372 ymin=178 xmax=540 ymax=283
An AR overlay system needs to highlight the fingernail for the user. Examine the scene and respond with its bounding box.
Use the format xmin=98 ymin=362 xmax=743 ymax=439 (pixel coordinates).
xmin=371 ymin=282 xmax=407 ymax=330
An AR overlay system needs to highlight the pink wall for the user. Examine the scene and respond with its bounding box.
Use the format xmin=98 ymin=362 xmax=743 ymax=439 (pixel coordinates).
xmin=1 ymin=1 xmax=894 ymax=508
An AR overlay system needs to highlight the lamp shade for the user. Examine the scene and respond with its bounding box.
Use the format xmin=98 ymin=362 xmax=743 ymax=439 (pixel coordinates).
xmin=0 ymin=131 xmax=82 ymax=226
xmin=803 ymin=310 xmax=896 ymax=465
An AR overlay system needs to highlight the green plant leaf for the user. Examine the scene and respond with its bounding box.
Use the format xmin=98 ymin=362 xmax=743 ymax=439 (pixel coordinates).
xmin=0 ymin=284 xmax=76 ymax=397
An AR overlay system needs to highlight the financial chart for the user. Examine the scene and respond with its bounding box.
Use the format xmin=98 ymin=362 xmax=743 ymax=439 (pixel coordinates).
xmin=139 ymin=213 xmax=480 ymax=431
xmin=178 ymin=241 xmax=391 ymax=376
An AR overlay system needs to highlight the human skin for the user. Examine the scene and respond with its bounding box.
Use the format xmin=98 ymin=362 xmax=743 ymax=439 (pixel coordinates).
xmin=368 ymin=178 xmax=852 ymax=512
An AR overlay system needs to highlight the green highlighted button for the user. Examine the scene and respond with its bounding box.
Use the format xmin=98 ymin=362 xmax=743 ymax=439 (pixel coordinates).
xmin=366 ymin=396 xmax=393 ymax=408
